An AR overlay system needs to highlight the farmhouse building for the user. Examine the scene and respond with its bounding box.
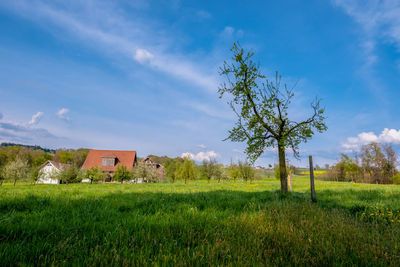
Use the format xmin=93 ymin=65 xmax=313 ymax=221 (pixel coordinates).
xmin=81 ymin=149 xmax=137 ymax=181
xmin=142 ymin=157 xmax=165 ymax=178
xmin=37 ymin=160 xmax=70 ymax=184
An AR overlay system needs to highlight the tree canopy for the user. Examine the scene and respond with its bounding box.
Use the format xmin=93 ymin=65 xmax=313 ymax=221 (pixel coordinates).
xmin=219 ymin=43 xmax=327 ymax=192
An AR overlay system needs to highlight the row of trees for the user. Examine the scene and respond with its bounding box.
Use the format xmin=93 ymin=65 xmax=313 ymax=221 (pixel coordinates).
xmin=0 ymin=161 xmax=163 ymax=185
xmin=54 ymin=163 xmax=162 ymax=184
xmin=0 ymin=145 xmax=89 ymax=168
xmin=164 ymin=157 xmax=256 ymax=183
xmin=0 ymin=145 xmax=89 ymax=185
xmin=324 ymin=142 xmax=399 ymax=184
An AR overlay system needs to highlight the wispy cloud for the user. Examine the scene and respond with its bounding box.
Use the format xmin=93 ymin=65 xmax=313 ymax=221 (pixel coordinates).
xmin=220 ymin=26 xmax=244 ymax=39
xmin=0 ymin=112 xmax=63 ymax=146
xmin=181 ymin=151 xmax=219 ymax=162
xmin=333 ymin=0 xmax=400 ymax=64
xmin=342 ymin=128 xmax=400 ymax=151
xmin=28 ymin=111 xmax=43 ymax=126
xmin=0 ymin=0 xmax=219 ymax=92
xmin=197 ymin=144 xmax=206 ymax=149
xmin=134 ymin=49 xmax=154 ymax=64
xmin=56 ymin=108 xmax=70 ymax=121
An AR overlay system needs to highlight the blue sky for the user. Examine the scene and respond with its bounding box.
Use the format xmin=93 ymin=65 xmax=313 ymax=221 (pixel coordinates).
xmin=1 ymin=0 xmax=400 ymax=166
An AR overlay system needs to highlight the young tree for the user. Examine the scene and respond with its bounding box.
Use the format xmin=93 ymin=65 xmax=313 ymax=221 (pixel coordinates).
xmin=227 ymin=162 xmax=241 ymax=181
xmin=164 ymin=159 xmax=179 ymax=183
xmin=177 ymin=158 xmax=197 ymax=184
xmin=29 ymin=165 xmax=40 ymax=185
xmin=3 ymin=158 xmax=30 ymax=186
xmin=113 ymin=165 xmax=132 ymax=183
xmin=132 ymin=163 xmax=148 ymax=182
xmin=146 ymin=167 xmax=160 ymax=183
xmin=382 ymin=144 xmax=397 ymax=182
xmin=84 ymin=167 xmax=106 ymax=184
xmin=219 ymin=43 xmax=327 ymax=192
xmin=361 ymin=143 xmax=386 ymax=183
xmin=57 ymin=165 xmax=82 ymax=184
xmin=238 ymin=161 xmax=255 ymax=183
xmin=199 ymin=158 xmax=220 ymax=183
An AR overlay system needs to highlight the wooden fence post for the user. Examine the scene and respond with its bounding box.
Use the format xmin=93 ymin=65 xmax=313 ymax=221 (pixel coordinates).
xmin=309 ymin=155 xmax=316 ymax=202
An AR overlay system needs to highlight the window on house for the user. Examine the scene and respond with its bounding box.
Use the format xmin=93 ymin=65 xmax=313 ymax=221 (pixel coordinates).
xmin=102 ymin=157 xmax=115 ymax=167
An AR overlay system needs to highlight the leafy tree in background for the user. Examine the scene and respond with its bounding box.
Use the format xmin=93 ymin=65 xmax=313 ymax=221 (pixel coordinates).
xmin=113 ymin=165 xmax=132 ymax=183
xmin=132 ymin=163 xmax=148 ymax=182
xmin=54 ymin=150 xmax=74 ymax=164
xmin=177 ymin=158 xmax=197 ymax=184
xmin=0 ymin=167 xmax=4 ymax=186
xmin=199 ymin=158 xmax=220 ymax=183
xmin=146 ymin=167 xmax=160 ymax=183
xmin=219 ymin=43 xmax=327 ymax=192
xmin=57 ymin=165 xmax=82 ymax=184
xmin=84 ymin=167 xmax=106 ymax=184
xmin=227 ymin=161 xmax=241 ymax=181
xmin=238 ymin=161 xmax=255 ymax=183
xmin=164 ymin=159 xmax=180 ymax=183
xmin=2 ymin=157 xmax=29 ymax=186
xmin=29 ymin=166 xmax=40 ymax=185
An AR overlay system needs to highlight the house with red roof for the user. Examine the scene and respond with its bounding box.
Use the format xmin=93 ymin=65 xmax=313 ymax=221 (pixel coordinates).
xmin=81 ymin=149 xmax=137 ymax=181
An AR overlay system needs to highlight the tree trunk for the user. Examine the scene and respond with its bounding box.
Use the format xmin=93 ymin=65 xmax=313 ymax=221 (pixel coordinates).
xmin=14 ymin=179 xmax=16 ymax=186
xmin=278 ymin=145 xmax=288 ymax=193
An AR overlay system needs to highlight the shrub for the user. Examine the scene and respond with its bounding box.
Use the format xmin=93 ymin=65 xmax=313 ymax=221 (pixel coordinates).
xmin=391 ymin=173 xmax=400 ymax=185
xmin=113 ymin=165 xmax=132 ymax=183
xmin=58 ymin=165 xmax=82 ymax=184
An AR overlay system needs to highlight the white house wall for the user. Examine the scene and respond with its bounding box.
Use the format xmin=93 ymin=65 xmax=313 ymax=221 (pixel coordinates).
xmin=37 ymin=164 xmax=60 ymax=184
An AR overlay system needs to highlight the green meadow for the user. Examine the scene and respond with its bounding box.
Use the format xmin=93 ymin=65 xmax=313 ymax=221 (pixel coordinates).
xmin=0 ymin=177 xmax=399 ymax=266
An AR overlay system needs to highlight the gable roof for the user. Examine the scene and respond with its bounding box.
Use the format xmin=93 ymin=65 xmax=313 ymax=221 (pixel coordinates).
xmin=82 ymin=149 xmax=137 ymax=172
xmin=142 ymin=157 xmax=161 ymax=167
xmin=40 ymin=160 xmax=71 ymax=170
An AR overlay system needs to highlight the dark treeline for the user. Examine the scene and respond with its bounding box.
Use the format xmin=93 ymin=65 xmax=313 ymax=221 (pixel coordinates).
xmin=0 ymin=142 xmax=56 ymax=153
xmin=322 ymin=142 xmax=399 ymax=184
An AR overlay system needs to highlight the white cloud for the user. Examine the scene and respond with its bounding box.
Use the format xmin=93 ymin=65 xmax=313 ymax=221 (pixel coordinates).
xmin=0 ymin=113 xmax=63 ymax=146
xmin=342 ymin=128 xmax=400 ymax=151
xmin=134 ymin=48 xmax=154 ymax=64
xmin=0 ymin=0 xmax=218 ymax=92
xmin=28 ymin=112 xmax=43 ymax=126
xmin=220 ymin=26 xmax=244 ymax=39
xmin=57 ymin=108 xmax=70 ymax=121
xmin=197 ymin=144 xmax=206 ymax=149
xmin=181 ymin=151 xmax=219 ymax=162
xmin=222 ymin=26 xmax=234 ymax=36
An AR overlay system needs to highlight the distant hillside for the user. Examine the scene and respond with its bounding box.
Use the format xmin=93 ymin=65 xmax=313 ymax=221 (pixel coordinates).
xmin=0 ymin=142 xmax=56 ymax=153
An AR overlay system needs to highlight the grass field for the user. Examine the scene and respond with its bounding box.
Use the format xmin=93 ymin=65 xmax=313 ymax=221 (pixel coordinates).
xmin=0 ymin=177 xmax=399 ymax=266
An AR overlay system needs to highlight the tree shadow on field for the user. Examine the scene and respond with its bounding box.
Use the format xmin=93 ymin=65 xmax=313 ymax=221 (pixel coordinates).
xmin=0 ymin=189 xmax=304 ymax=215
xmin=1 ymin=187 xmax=398 ymax=217
xmin=1 ymin=187 xmax=399 ymax=266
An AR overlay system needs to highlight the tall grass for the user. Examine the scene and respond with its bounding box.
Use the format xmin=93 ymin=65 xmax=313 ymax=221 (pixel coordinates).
xmin=0 ymin=177 xmax=399 ymax=266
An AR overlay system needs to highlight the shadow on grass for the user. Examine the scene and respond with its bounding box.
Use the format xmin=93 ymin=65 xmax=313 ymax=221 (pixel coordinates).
xmin=0 ymin=187 xmax=399 ymax=266
xmin=1 ymin=187 xmax=399 ymax=216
